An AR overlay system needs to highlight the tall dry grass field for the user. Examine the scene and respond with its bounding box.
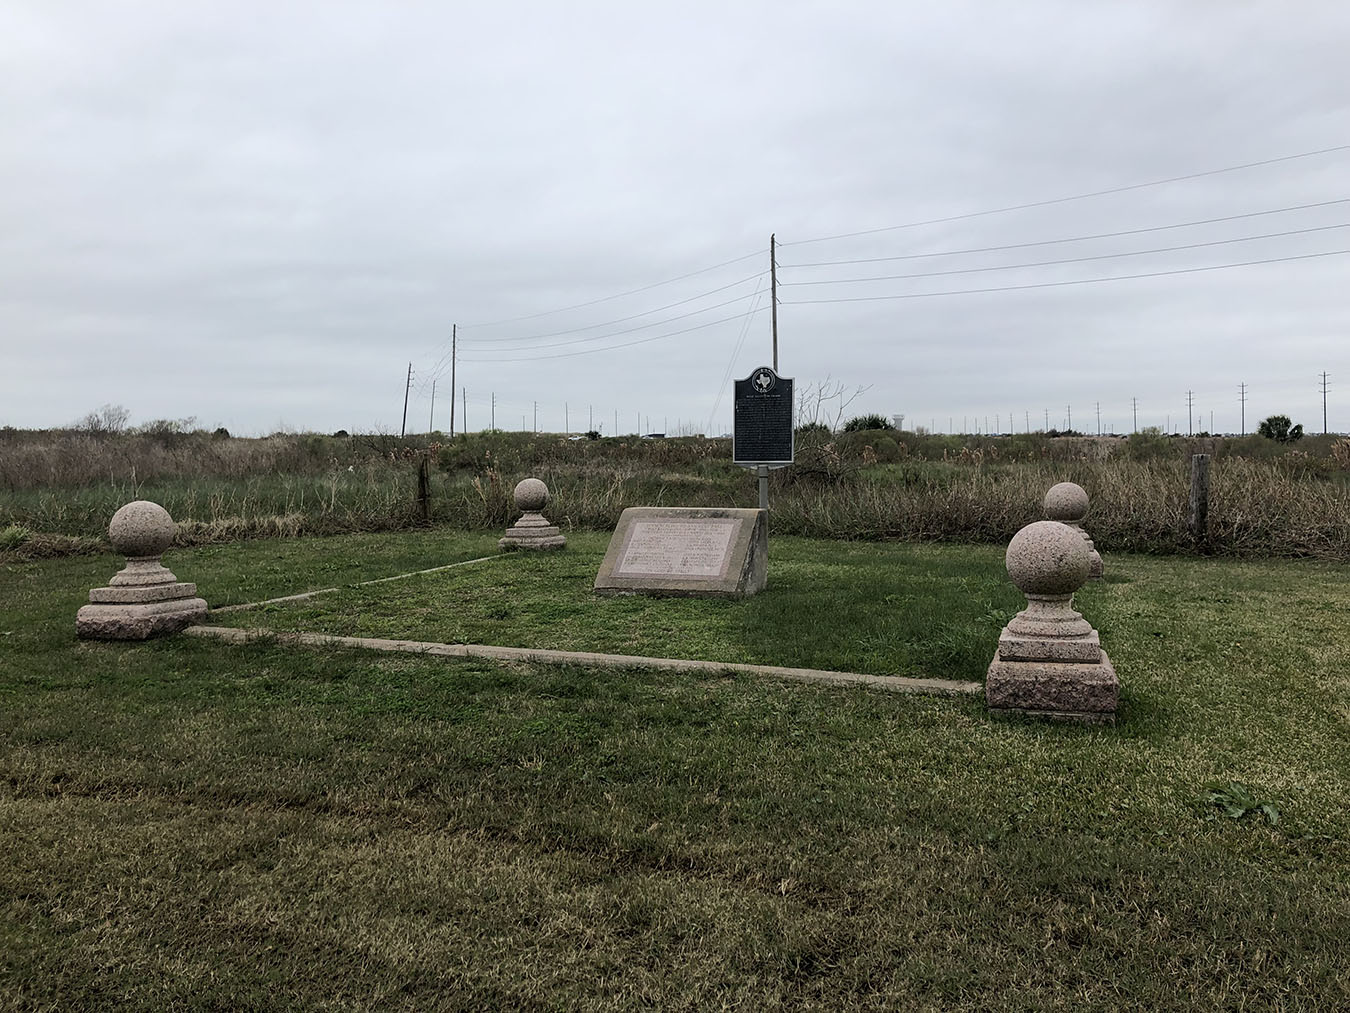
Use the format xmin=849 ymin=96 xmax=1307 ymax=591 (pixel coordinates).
xmin=2 ymin=426 xmax=1348 ymax=559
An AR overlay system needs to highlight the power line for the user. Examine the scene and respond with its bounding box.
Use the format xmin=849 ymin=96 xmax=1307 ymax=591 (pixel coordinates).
xmin=459 ymin=306 xmax=772 ymax=363
xmin=458 ymin=271 xmax=765 ymax=346
xmin=780 ymin=223 xmax=1350 ymax=287
xmin=455 ymin=289 xmax=768 ymax=355
xmin=779 ymin=143 xmax=1350 ymax=247
xmin=781 ymin=248 xmax=1350 ymax=305
xmin=778 ymin=199 xmax=1350 ymax=269
xmin=707 ymin=274 xmax=769 ymax=433
xmin=461 ymin=249 xmax=761 ymax=328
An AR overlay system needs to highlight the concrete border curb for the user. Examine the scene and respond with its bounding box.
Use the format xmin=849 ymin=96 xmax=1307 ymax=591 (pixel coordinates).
xmin=209 ymin=554 xmax=501 ymax=614
xmin=184 ymin=625 xmax=984 ymax=698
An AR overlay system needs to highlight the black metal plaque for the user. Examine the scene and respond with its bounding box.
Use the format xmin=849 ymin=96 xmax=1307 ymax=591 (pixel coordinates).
xmin=733 ymin=366 xmax=794 ymax=466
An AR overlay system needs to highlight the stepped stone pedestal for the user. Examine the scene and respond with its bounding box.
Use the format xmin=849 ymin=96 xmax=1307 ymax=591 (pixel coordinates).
xmin=1044 ymin=481 xmax=1103 ymax=580
xmin=499 ymin=478 xmax=566 ymax=551
xmin=986 ymin=520 xmax=1118 ymax=723
xmin=76 ymin=501 xmax=208 ymax=640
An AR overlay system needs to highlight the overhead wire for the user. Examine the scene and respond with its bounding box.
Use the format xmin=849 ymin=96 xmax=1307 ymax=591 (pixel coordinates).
xmin=782 ymin=249 xmax=1350 ymax=304
xmin=455 ymin=285 xmax=768 ymax=354
xmin=779 ymin=143 xmax=1350 ymax=246
xmin=780 ymin=223 xmax=1350 ymax=287
xmin=706 ymin=275 xmax=769 ymax=433
xmin=461 ymin=249 xmax=762 ymax=328
xmin=457 ymin=271 xmax=765 ymax=346
xmin=779 ymin=198 xmax=1350 ymax=268
xmin=460 ymin=306 xmax=772 ymax=363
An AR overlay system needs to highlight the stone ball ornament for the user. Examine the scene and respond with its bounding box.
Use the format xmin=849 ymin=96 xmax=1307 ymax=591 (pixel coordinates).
xmin=1005 ymin=520 xmax=1090 ymax=597
xmin=1043 ymin=482 xmax=1089 ymax=523
xmin=109 ymin=500 xmax=176 ymax=558
xmin=77 ymin=499 xmax=206 ymax=640
xmin=500 ymin=477 xmax=565 ymax=550
xmin=513 ymin=477 xmax=550 ymax=513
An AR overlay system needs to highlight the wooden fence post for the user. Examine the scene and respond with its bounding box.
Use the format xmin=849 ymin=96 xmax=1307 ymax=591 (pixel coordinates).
xmin=417 ymin=454 xmax=431 ymax=524
xmin=1190 ymin=453 xmax=1210 ymax=547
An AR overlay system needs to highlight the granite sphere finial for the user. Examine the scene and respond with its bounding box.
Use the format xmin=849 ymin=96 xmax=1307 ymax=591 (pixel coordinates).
xmin=1044 ymin=482 xmax=1089 ymax=522
xmin=108 ymin=500 xmax=176 ymax=558
xmin=1006 ymin=520 xmax=1090 ymax=596
xmin=513 ymin=477 xmax=550 ymax=512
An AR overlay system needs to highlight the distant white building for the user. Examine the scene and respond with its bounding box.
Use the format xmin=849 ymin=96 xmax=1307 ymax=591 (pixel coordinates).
xmin=891 ymin=414 xmax=905 ymax=431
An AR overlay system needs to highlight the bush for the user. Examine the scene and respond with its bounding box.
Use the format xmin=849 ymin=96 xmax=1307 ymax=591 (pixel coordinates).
xmin=73 ymin=404 xmax=130 ymax=435
xmin=0 ymin=524 xmax=31 ymax=550
xmin=871 ymin=435 xmax=903 ymax=463
xmin=1257 ymin=415 xmax=1304 ymax=443
xmin=795 ymin=422 xmax=832 ymax=439
xmin=842 ymin=414 xmax=894 ymax=433
xmin=213 ymin=427 xmax=231 ymax=439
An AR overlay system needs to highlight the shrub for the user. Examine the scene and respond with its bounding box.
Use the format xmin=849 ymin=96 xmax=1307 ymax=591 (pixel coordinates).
xmin=1257 ymin=415 xmax=1304 ymax=443
xmin=213 ymin=427 xmax=231 ymax=439
xmin=842 ymin=414 xmax=894 ymax=433
xmin=871 ymin=435 xmax=903 ymax=463
xmin=0 ymin=524 xmax=31 ymax=550
xmin=795 ymin=421 xmax=832 ymax=439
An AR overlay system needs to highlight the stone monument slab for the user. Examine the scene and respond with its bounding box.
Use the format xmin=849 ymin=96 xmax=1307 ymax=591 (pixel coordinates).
xmin=594 ymin=507 xmax=767 ymax=598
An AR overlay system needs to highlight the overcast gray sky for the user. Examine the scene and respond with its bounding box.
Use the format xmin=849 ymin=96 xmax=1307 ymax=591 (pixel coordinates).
xmin=3 ymin=1 xmax=1348 ymax=437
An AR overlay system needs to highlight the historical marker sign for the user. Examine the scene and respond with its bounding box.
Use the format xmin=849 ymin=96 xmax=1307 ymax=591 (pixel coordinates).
xmin=733 ymin=366 xmax=794 ymax=466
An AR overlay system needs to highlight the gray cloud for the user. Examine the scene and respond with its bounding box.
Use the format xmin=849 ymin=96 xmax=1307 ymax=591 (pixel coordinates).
xmin=2 ymin=0 xmax=1348 ymax=437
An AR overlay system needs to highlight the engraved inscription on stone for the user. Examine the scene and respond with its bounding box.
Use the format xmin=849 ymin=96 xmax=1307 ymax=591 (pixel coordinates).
xmin=615 ymin=519 xmax=736 ymax=578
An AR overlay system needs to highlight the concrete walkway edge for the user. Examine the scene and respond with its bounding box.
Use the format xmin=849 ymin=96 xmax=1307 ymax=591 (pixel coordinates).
xmin=209 ymin=554 xmax=501 ymax=614
xmin=184 ymin=625 xmax=984 ymax=698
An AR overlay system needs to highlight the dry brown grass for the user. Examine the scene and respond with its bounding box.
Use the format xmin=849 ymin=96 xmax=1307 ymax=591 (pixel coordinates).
xmin=3 ymin=429 xmax=1349 ymax=560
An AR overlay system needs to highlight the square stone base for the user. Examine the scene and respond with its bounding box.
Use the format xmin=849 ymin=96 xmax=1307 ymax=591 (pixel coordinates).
xmin=499 ymin=527 xmax=566 ymax=550
xmin=76 ymin=597 xmax=209 ymax=640
xmin=986 ymin=650 xmax=1118 ymax=721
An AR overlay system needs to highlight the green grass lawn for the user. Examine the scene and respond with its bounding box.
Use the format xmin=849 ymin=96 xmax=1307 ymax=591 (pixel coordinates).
xmin=2 ymin=531 xmax=1349 ymax=1010
xmin=211 ymin=532 xmax=1027 ymax=681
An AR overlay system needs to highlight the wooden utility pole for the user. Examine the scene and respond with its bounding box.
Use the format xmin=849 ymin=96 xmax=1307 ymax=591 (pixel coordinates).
xmin=1321 ymin=371 xmax=1329 ymax=434
xmin=462 ymin=387 xmax=467 ymax=433
xmin=428 ymin=379 xmax=436 ymax=433
xmin=449 ymin=325 xmax=457 ymax=437
xmin=770 ymin=234 xmax=779 ymax=371
xmin=1238 ymin=382 xmax=1246 ymax=436
xmin=400 ymin=362 xmax=412 ymax=437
